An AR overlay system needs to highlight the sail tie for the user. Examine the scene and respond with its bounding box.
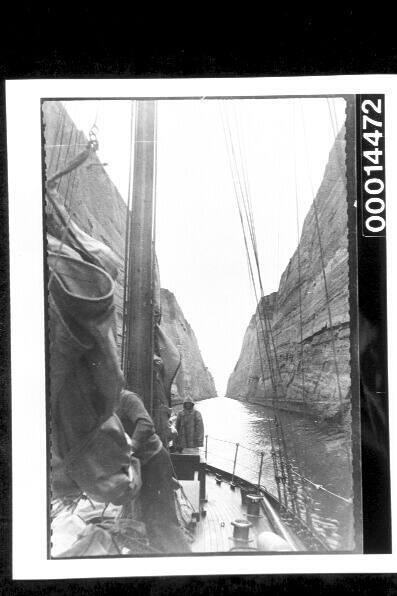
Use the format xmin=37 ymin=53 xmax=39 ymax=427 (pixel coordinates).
xmin=47 ymin=133 xmax=99 ymax=188
xmin=46 ymin=129 xmax=99 ymax=288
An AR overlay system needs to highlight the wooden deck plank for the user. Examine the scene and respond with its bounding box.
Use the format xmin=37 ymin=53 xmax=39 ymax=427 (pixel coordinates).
xmin=192 ymin=473 xmax=278 ymax=553
xmin=209 ymin=477 xmax=233 ymax=551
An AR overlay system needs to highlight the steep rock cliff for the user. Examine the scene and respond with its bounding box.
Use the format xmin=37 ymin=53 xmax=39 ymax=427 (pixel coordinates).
xmin=43 ymin=101 xmax=215 ymax=401
xmin=226 ymin=129 xmax=350 ymax=419
xmin=160 ymin=289 xmax=217 ymax=403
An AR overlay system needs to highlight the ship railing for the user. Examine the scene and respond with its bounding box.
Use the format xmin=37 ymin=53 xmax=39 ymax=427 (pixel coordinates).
xmin=203 ymin=435 xmax=353 ymax=506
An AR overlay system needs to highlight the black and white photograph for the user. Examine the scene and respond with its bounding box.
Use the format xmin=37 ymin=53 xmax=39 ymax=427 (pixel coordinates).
xmin=6 ymin=78 xmax=396 ymax=579
xmin=44 ymin=94 xmax=359 ymax=557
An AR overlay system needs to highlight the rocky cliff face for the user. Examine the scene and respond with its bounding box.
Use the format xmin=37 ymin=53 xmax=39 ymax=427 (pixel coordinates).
xmin=43 ymin=101 xmax=215 ymax=401
xmin=226 ymin=129 xmax=350 ymax=419
xmin=160 ymin=289 xmax=217 ymax=403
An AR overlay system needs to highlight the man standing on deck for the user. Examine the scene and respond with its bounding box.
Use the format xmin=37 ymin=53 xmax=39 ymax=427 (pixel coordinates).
xmin=175 ymin=396 xmax=204 ymax=452
xmin=116 ymin=389 xmax=191 ymax=553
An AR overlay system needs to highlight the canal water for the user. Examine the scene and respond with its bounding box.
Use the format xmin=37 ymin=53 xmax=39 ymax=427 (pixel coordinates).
xmin=193 ymin=396 xmax=356 ymax=551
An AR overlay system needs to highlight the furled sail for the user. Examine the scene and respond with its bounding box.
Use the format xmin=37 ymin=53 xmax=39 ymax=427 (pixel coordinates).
xmin=47 ymin=180 xmax=138 ymax=507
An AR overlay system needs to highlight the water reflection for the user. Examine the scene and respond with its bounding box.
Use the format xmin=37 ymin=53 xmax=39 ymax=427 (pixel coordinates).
xmin=195 ymin=396 xmax=355 ymax=550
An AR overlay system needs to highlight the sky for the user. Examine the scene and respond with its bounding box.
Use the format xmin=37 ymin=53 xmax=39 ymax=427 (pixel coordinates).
xmin=64 ymin=97 xmax=346 ymax=396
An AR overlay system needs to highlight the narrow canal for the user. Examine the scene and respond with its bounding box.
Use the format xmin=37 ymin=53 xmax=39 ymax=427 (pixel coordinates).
xmin=193 ymin=396 xmax=355 ymax=551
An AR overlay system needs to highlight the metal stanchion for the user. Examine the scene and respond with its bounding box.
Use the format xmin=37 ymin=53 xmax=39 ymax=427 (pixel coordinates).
xmin=257 ymin=452 xmax=264 ymax=493
xmin=231 ymin=443 xmax=239 ymax=490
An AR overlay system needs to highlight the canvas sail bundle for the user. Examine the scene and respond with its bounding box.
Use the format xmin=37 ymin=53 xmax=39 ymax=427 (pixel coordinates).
xmin=47 ymin=184 xmax=140 ymax=506
xmin=46 ymin=183 xmax=120 ymax=281
xmin=48 ymin=251 xmax=140 ymax=505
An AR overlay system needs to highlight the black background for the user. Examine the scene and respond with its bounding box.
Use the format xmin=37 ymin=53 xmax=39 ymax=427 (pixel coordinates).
xmin=355 ymin=95 xmax=391 ymax=556
xmin=1 ymin=6 xmax=397 ymax=595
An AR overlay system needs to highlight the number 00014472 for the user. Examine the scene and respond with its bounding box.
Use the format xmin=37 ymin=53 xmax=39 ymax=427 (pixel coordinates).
xmin=361 ymin=98 xmax=385 ymax=234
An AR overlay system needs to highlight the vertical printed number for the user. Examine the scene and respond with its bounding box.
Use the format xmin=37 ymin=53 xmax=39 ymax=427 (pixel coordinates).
xmin=361 ymin=99 xmax=382 ymax=114
xmin=361 ymin=96 xmax=385 ymax=235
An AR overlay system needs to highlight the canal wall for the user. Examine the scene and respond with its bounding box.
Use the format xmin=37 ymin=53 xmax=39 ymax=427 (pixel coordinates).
xmin=240 ymin=398 xmax=340 ymax=418
xmin=160 ymin=288 xmax=217 ymax=402
xmin=43 ymin=100 xmax=215 ymax=403
xmin=226 ymin=127 xmax=351 ymax=419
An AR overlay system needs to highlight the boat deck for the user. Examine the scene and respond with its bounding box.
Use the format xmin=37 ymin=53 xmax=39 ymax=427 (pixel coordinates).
xmin=191 ymin=472 xmax=274 ymax=553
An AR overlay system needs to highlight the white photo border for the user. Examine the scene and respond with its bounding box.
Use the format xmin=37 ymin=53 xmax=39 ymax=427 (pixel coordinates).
xmin=7 ymin=76 xmax=397 ymax=579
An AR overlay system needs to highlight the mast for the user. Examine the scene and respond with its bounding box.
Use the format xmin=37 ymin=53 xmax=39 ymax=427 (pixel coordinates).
xmin=124 ymin=100 xmax=157 ymax=415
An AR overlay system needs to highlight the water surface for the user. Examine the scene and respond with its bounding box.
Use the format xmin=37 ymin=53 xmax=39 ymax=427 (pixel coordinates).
xmin=194 ymin=397 xmax=355 ymax=551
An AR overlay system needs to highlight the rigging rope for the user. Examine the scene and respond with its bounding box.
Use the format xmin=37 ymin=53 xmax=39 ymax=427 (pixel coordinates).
xmin=52 ymin=108 xmax=66 ymax=179
xmin=219 ymin=103 xmax=278 ymax=403
xmin=292 ymin=101 xmax=306 ymax=408
xmin=66 ymin=131 xmax=83 ymax=213
xmin=205 ymin=435 xmax=354 ymax=505
xmin=290 ymin=469 xmax=352 ymax=504
xmin=325 ymin=98 xmax=354 ymax=474
xmin=327 ymin=97 xmax=342 ymax=143
xmin=64 ymin=128 xmax=80 ymax=209
xmin=219 ymin=102 xmax=287 ymax=508
xmin=48 ymin=107 xmax=65 ymax=176
xmin=91 ymin=101 xmax=100 ymax=131
xmin=219 ymin=99 xmax=355 ymax=520
xmin=46 ymin=133 xmax=99 ymax=288
xmin=47 ymin=138 xmax=98 ymax=186
xmin=232 ymin=104 xmax=259 ymax=254
xmin=267 ymin=417 xmax=282 ymax=503
xmin=291 ymin=102 xmax=315 ymax=527
xmin=220 ymin=105 xmax=277 ymax=383
xmin=220 ymin=101 xmax=299 ymax=513
xmin=121 ymin=100 xmax=136 ymax=371
xmin=57 ymin=124 xmax=75 ymax=192
xmin=326 ymin=98 xmax=346 ymax=176
xmin=299 ymin=100 xmax=344 ymax=415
